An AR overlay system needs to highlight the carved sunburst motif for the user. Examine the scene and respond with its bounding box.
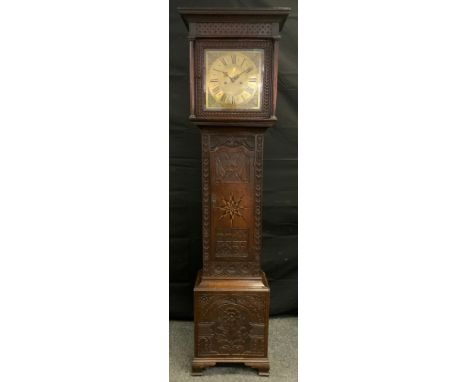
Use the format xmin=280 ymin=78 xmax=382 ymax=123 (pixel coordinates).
xmin=216 ymin=193 xmax=247 ymax=227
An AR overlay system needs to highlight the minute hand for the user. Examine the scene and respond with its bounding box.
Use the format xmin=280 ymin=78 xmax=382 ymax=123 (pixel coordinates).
xmin=232 ymin=68 xmax=252 ymax=82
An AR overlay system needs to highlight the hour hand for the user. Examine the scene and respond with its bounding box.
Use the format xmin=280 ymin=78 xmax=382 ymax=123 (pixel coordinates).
xmin=213 ymin=69 xmax=233 ymax=81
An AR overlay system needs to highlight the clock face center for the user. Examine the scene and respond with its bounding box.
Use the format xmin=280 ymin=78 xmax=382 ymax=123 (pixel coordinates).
xmin=219 ymin=66 xmax=246 ymax=95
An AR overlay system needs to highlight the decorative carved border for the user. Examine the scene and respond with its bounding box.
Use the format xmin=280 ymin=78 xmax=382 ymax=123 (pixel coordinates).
xmin=199 ymin=294 xmax=264 ymax=322
xmin=254 ymin=134 xmax=264 ymax=262
xmin=194 ymin=39 xmax=273 ymax=120
xmin=210 ymin=135 xmax=255 ymax=151
xmin=205 ymin=261 xmax=260 ymax=278
xmin=202 ymin=133 xmax=211 ymax=269
xmin=195 ymin=22 xmax=272 ymax=37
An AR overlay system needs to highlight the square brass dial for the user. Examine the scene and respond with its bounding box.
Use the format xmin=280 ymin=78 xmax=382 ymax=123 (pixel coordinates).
xmin=204 ymin=49 xmax=264 ymax=111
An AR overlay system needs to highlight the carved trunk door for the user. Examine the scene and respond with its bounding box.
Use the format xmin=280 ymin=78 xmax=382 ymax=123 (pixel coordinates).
xmin=202 ymin=130 xmax=264 ymax=278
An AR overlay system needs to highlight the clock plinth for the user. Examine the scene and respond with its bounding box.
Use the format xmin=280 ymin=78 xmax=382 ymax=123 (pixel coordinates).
xmin=192 ymin=271 xmax=270 ymax=376
xmin=179 ymin=7 xmax=290 ymax=376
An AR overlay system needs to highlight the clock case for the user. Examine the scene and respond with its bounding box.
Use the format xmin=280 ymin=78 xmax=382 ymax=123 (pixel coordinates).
xmin=180 ymin=7 xmax=290 ymax=126
xmin=179 ymin=8 xmax=290 ymax=376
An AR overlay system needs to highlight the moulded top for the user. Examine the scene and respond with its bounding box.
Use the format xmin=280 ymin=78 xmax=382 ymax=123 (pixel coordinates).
xmin=178 ymin=7 xmax=291 ymax=31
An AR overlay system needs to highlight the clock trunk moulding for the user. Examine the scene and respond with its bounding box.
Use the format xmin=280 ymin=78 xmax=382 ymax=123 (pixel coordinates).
xmin=178 ymin=7 xmax=290 ymax=377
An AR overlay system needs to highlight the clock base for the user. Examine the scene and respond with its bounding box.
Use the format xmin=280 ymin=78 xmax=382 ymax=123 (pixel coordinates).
xmin=193 ymin=271 xmax=270 ymax=376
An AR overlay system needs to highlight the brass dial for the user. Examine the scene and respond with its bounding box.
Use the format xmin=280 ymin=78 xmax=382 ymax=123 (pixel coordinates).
xmin=205 ymin=50 xmax=263 ymax=110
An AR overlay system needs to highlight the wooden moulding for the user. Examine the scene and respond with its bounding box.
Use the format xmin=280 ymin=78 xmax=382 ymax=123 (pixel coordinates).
xmin=194 ymin=269 xmax=270 ymax=291
xmin=178 ymin=7 xmax=290 ymax=35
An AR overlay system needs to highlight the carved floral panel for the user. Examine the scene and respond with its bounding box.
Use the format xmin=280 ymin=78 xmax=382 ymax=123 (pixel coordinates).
xmin=196 ymin=293 xmax=267 ymax=357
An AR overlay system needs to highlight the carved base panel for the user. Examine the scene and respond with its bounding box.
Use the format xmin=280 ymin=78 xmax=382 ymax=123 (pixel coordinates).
xmin=193 ymin=271 xmax=270 ymax=376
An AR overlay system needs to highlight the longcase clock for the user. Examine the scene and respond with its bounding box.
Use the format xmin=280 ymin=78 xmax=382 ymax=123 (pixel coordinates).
xmin=178 ymin=7 xmax=290 ymax=376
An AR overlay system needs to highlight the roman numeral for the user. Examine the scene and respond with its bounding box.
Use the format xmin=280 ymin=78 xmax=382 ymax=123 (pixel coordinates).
xmin=220 ymin=57 xmax=227 ymax=66
xmin=241 ymin=58 xmax=246 ymax=66
xmin=231 ymin=54 xmax=236 ymax=64
xmin=212 ymin=86 xmax=220 ymax=94
xmin=210 ymin=79 xmax=218 ymax=82
xmin=220 ymin=93 xmax=227 ymax=103
xmin=248 ymin=77 xmax=257 ymax=82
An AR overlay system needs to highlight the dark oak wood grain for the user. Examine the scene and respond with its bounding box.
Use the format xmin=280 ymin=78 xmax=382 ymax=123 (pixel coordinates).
xmin=178 ymin=7 xmax=290 ymax=376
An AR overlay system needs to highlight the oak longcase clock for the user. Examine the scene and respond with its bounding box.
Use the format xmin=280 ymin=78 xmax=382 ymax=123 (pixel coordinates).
xmin=178 ymin=7 xmax=290 ymax=376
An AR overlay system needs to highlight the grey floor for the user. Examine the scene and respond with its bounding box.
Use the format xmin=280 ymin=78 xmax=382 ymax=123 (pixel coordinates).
xmin=170 ymin=316 xmax=297 ymax=382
